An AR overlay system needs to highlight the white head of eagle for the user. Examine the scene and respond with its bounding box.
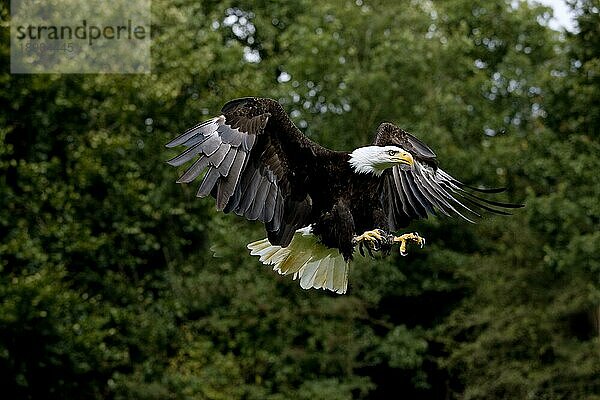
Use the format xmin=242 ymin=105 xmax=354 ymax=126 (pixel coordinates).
xmin=349 ymin=146 xmax=414 ymax=176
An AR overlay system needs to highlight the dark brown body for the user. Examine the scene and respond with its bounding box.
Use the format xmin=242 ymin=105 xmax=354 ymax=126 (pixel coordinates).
xmin=294 ymin=151 xmax=386 ymax=260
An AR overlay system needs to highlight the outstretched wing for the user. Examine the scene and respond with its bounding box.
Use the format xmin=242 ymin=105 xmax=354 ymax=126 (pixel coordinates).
xmin=375 ymin=124 xmax=523 ymax=230
xmin=166 ymin=97 xmax=317 ymax=246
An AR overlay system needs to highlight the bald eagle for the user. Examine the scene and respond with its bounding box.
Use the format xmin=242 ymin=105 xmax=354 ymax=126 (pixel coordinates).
xmin=166 ymin=97 xmax=521 ymax=294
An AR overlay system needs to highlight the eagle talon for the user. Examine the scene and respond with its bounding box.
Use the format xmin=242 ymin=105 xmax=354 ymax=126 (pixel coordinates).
xmin=353 ymin=229 xmax=388 ymax=257
xmin=393 ymin=232 xmax=425 ymax=256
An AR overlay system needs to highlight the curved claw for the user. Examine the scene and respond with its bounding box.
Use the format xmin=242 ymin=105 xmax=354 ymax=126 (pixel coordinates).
xmin=353 ymin=229 xmax=389 ymax=258
xmin=358 ymin=242 xmax=366 ymax=257
xmin=366 ymin=245 xmax=375 ymax=258
xmin=372 ymin=240 xmax=381 ymax=251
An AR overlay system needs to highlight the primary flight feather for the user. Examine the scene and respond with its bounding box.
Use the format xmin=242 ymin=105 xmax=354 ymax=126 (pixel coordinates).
xmin=166 ymin=97 xmax=522 ymax=294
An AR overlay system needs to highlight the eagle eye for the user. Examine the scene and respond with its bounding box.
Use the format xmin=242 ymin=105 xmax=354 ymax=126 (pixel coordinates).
xmin=388 ymin=150 xmax=398 ymax=156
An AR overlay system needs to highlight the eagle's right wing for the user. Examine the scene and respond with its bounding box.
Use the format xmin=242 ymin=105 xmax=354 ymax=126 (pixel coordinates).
xmin=166 ymin=97 xmax=317 ymax=246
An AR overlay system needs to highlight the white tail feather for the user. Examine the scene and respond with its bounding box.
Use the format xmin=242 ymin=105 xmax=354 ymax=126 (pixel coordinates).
xmin=247 ymin=227 xmax=349 ymax=294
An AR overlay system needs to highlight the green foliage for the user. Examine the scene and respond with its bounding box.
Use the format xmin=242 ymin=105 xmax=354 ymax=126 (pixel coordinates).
xmin=1 ymin=0 xmax=598 ymax=399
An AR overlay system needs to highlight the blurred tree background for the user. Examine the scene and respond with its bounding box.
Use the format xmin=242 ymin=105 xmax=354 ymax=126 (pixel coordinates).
xmin=1 ymin=0 xmax=599 ymax=398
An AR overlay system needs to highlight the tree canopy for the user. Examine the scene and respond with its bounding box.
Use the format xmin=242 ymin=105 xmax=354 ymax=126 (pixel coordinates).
xmin=1 ymin=0 xmax=598 ymax=398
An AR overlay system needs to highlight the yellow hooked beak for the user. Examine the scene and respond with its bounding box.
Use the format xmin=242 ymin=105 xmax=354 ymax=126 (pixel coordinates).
xmin=394 ymin=151 xmax=414 ymax=166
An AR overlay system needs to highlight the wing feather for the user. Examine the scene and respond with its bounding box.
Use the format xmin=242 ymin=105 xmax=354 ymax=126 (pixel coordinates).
xmin=243 ymin=133 xmax=256 ymax=151
xmin=238 ymin=169 xmax=263 ymax=215
xmin=176 ymin=155 xmax=210 ymax=183
xmin=268 ymin=192 xmax=284 ymax=232
xmin=166 ymin=141 xmax=206 ymax=167
xmin=216 ymin=151 xmax=246 ymax=210
xmin=264 ymin=184 xmax=277 ymax=223
xmin=217 ymin=124 xmax=244 ymax=146
xmin=398 ymin=168 xmax=428 ymax=218
xmin=392 ymin=167 xmax=416 ymax=217
xmin=412 ymin=169 xmax=471 ymax=218
xmin=165 ymin=117 xmax=222 ymax=148
xmin=403 ymin=170 xmax=436 ymax=216
xmin=412 ymin=172 xmax=453 ymax=217
xmin=208 ymin=143 xmax=231 ymax=168
xmin=201 ymin=134 xmax=221 ymax=156
xmin=450 ymin=190 xmax=513 ymax=215
xmin=383 ymin=161 xmax=522 ymax=224
xmin=248 ymin=178 xmax=270 ymax=220
xmin=196 ymin=167 xmax=220 ymax=197
xmin=422 ymin=174 xmax=482 ymax=217
xmin=217 ymin=148 xmax=237 ymax=176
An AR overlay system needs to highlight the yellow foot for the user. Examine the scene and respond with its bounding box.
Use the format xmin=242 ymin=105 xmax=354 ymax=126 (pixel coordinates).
xmin=353 ymin=229 xmax=385 ymax=245
xmin=352 ymin=229 xmax=387 ymax=256
xmin=393 ymin=232 xmax=425 ymax=256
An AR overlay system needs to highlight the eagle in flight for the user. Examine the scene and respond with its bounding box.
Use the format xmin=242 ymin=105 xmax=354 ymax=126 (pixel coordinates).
xmin=166 ymin=97 xmax=521 ymax=294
